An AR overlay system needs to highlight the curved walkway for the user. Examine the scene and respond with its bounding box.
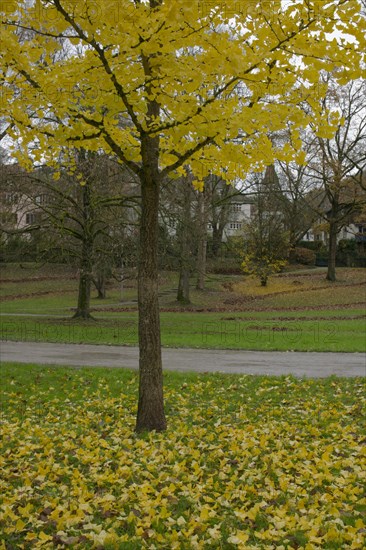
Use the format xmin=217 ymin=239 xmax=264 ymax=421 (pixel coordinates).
xmin=1 ymin=341 xmax=365 ymax=378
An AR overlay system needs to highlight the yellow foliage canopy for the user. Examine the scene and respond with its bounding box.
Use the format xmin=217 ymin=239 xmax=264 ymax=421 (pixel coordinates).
xmin=1 ymin=0 xmax=365 ymax=180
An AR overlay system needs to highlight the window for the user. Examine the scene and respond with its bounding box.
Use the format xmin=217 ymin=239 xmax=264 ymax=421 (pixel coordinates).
xmin=35 ymin=194 xmax=50 ymax=205
xmin=230 ymin=203 xmax=241 ymax=212
xmin=229 ymin=222 xmax=242 ymax=230
xmin=26 ymin=212 xmax=38 ymax=225
xmin=26 ymin=213 xmax=34 ymax=225
xmin=4 ymin=193 xmax=19 ymax=205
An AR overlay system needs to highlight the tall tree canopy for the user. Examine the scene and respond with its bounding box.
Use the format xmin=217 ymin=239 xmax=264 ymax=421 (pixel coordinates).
xmin=1 ymin=0 xmax=365 ymax=431
xmin=2 ymin=1 xmax=365 ymax=173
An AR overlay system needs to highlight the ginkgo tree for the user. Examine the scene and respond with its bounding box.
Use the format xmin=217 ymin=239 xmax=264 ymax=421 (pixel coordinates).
xmin=1 ymin=0 xmax=365 ymax=432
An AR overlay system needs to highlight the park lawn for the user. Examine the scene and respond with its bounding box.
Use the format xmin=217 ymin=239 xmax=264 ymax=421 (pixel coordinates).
xmin=0 ymin=291 xmax=137 ymax=315
xmin=1 ymin=363 xmax=365 ymax=549
xmin=1 ymin=267 xmax=365 ymax=316
xmin=1 ymin=311 xmax=365 ymax=352
xmin=1 ymin=266 xmax=365 ymax=352
xmin=0 ymin=279 xmax=77 ymax=299
xmin=0 ymin=263 xmax=75 ymax=281
xmin=254 ymin=285 xmax=366 ymax=310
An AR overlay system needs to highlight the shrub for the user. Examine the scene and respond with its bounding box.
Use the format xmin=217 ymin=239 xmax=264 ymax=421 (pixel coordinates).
xmin=291 ymin=247 xmax=316 ymax=265
xmin=297 ymin=241 xmax=327 ymax=252
xmin=337 ymin=238 xmax=357 ymax=253
xmin=242 ymin=254 xmax=287 ymax=286
xmin=207 ymin=258 xmax=243 ymax=274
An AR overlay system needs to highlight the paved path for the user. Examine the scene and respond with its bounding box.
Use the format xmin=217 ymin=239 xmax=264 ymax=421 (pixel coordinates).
xmin=1 ymin=341 xmax=365 ymax=378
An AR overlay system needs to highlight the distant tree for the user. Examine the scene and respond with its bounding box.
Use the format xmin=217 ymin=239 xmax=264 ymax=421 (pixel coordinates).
xmin=160 ymin=172 xmax=196 ymax=304
xmin=276 ymin=158 xmax=319 ymax=249
xmin=241 ymin=167 xmax=289 ymax=286
xmin=176 ymin=174 xmax=195 ymax=304
xmin=195 ymin=183 xmax=209 ymax=290
xmin=1 ymin=151 xmax=138 ymax=317
xmin=55 ymin=153 xmax=138 ymax=317
xmin=305 ymin=78 xmax=366 ymax=281
xmin=0 ymin=161 xmax=44 ymax=261
xmin=209 ymin=177 xmax=232 ymax=258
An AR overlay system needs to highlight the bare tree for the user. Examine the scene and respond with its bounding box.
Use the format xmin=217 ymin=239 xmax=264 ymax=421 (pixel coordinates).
xmin=276 ymin=159 xmax=320 ymax=249
xmin=1 ymin=151 xmax=139 ymax=316
xmin=305 ymin=77 xmax=366 ymax=281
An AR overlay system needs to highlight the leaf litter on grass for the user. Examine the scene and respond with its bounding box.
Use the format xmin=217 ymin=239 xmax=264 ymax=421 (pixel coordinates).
xmin=1 ymin=366 xmax=365 ymax=549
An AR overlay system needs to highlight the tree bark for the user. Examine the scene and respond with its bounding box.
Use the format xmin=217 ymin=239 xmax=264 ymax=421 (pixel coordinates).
xmin=177 ymin=268 xmax=190 ymax=304
xmin=136 ymin=12 xmax=166 ymax=432
xmin=73 ymin=183 xmax=93 ymax=319
xmin=210 ymin=177 xmax=231 ymax=257
xmin=135 ymin=170 xmax=166 ymax=432
xmin=326 ymin=219 xmax=338 ymax=282
xmin=176 ymin=176 xmax=192 ymax=304
xmin=196 ymin=189 xmax=208 ymax=290
xmin=93 ymin=272 xmax=106 ymax=299
xmin=73 ymin=239 xmax=93 ymax=318
xmin=211 ymin=224 xmax=223 ymax=257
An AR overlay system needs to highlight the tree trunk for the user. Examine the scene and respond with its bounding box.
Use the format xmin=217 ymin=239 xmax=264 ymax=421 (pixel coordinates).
xmin=73 ymin=238 xmax=93 ymax=319
xmin=326 ymin=220 xmax=338 ymax=282
xmin=209 ymin=177 xmax=231 ymax=257
xmin=136 ymin=171 xmax=167 ymax=433
xmin=177 ymin=268 xmax=190 ymax=304
xmin=211 ymin=224 xmax=222 ymax=257
xmin=94 ymin=273 xmax=106 ymax=299
xmin=196 ymin=237 xmax=207 ymax=290
xmin=176 ymin=176 xmax=192 ymax=304
xmin=73 ymin=183 xmax=93 ymax=319
xmin=136 ymin=31 xmax=166 ymax=432
xmin=196 ymin=189 xmax=208 ymax=290
xmin=93 ymin=262 xmax=112 ymax=299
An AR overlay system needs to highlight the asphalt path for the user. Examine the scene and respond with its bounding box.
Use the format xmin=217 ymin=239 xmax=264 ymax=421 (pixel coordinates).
xmin=1 ymin=341 xmax=365 ymax=378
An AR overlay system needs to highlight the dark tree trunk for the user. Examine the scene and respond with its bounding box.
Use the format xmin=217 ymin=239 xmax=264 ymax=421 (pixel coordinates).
xmin=327 ymin=219 xmax=338 ymax=282
xmin=73 ymin=238 xmax=93 ymax=319
xmin=195 ymin=238 xmax=207 ymax=290
xmin=176 ymin=176 xmax=193 ymax=304
xmin=93 ymin=263 xmax=112 ymax=299
xmin=209 ymin=177 xmax=231 ymax=257
xmin=177 ymin=268 xmax=190 ymax=304
xmin=196 ymin=189 xmax=208 ymax=291
xmin=94 ymin=273 xmax=106 ymax=299
xmin=97 ymin=286 xmax=106 ymax=299
xmin=136 ymin=28 xmax=166 ymax=432
xmin=73 ymin=183 xmax=94 ymax=319
xmin=211 ymin=224 xmax=222 ymax=257
xmin=135 ymin=168 xmax=166 ymax=432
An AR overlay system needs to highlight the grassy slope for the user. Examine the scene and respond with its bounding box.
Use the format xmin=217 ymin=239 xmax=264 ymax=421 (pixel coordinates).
xmin=0 ymin=264 xmax=365 ymax=352
xmin=1 ymin=363 xmax=365 ymax=549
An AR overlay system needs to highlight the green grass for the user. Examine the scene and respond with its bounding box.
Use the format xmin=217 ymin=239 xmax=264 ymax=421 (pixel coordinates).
xmin=1 ymin=265 xmax=365 ymax=352
xmin=1 ymin=311 xmax=365 ymax=351
xmin=1 ymin=363 xmax=365 ymax=549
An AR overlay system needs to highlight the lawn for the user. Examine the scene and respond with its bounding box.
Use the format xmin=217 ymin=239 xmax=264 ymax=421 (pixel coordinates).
xmin=1 ymin=364 xmax=365 ymax=549
xmin=0 ymin=264 xmax=365 ymax=352
xmin=1 ymin=311 xmax=365 ymax=352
